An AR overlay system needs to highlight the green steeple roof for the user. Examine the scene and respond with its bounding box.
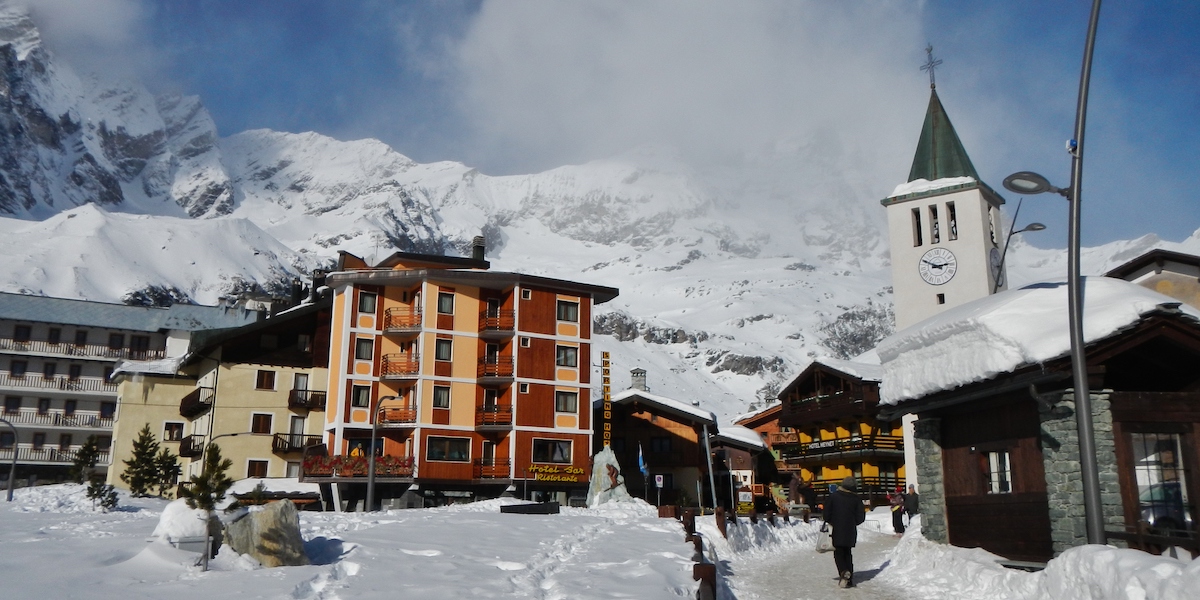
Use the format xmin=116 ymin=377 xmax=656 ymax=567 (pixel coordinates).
xmin=907 ymin=88 xmax=979 ymax=182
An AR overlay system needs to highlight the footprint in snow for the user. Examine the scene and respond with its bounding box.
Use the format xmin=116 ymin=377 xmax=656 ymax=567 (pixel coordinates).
xmin=399 ymin=549 xmax=442 ymax=557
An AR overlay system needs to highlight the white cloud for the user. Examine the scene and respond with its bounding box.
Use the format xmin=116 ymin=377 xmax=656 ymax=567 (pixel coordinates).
xmin=19 ymin=0 xmax=159 ymax=79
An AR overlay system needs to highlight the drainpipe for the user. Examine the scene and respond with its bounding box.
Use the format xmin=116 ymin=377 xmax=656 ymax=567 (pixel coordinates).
xmin=701 ymin=423 xmax=718 ymax=512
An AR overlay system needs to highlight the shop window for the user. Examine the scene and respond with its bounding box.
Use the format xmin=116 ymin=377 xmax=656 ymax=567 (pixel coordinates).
xmin=426 ymin=437 xmax=470 ymax=462
xmin=554 ymin=391 xmax=578 ymax=413
xmin=256 ymin=370 xmax=276 ymax=390
xmin=247 ymin=460 xmax=269 ymax=478
xmin=163 ymin=422 xmax=184 ymax=442
xmin=532 ymin=439 xmax=572 ymax=464
xmin=251 ymin=413 xmax=273 ymax=434
xmin=556 ymin=300 xmax=579 ymax=323
xmin=555 ymin=346 xmax=577 ymax=368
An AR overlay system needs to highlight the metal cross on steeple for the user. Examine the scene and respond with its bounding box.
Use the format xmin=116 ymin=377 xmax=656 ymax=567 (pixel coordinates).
xmin=921 ymin=44 xmax=943 ymax=89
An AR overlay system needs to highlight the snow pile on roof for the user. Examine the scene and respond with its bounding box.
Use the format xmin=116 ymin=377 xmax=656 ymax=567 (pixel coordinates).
xmin=113 ymin=356 xmax=185 ymax=377
xmin=878 ymin=277 xmax=1200 ymax=405
xmin=812 ymin=355 xmax=883 ymax=382
xmin=610 ymin=388 xmax=717 ymax=424
xmin=712 ymin=423 xmax=766 ymax=451
xmin=890 ymin=176 xmax=976 ymax=198
xmin=227 ymin=477 xmax=321 ymax=496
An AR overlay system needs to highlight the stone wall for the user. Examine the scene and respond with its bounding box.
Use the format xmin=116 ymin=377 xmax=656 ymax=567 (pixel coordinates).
xmin=1038 ymin=391 xmax=1125 ymax=555
xmin=913 ymin=417 xmax=947 ymax=543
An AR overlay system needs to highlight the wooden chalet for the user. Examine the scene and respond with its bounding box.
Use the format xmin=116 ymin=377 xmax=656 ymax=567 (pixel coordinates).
xmin=878 ymin=277 xmax=1200 ymax=562
xmin=774 ymin=358 xmax=904 ymax=507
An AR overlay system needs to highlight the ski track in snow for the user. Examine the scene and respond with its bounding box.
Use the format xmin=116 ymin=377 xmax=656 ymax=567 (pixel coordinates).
xmin=507 ymin=519 xmax=608 ymax=599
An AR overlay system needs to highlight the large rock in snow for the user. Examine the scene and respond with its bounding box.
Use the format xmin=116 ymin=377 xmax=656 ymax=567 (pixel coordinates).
xmin=223 ymin=499 xmax=309 ymax=567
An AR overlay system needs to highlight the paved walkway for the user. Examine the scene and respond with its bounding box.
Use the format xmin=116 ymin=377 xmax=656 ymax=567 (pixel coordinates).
xmin=726 ymin=529 xmax=909 ymax=600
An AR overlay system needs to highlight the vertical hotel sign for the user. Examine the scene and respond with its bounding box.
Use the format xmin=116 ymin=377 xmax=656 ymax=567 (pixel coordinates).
xmin=601 ymin=352 xmax=612 ymax=447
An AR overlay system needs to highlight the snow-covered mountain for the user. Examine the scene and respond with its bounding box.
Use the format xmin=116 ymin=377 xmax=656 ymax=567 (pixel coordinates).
xmin=1 ymin=4 xmax=1197 ymax=419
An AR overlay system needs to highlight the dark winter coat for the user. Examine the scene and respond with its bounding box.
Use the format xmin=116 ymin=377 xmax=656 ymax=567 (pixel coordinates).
xmin=824 ymin=486 xmax=866 ymax=547
xmin=903 ymin=491 xmax=920 ymax=515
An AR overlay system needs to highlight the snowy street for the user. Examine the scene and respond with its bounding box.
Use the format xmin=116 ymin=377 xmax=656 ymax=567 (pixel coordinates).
xmin=731 ymin=527 xmax=905 ymax=599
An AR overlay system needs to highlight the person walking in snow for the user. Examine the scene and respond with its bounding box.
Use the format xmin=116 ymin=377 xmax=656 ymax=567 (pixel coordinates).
xmin=888 ymin=486 xmax=906 ymax=535
xmin=824 ymin=476 xmax=866 ymax=588
xmin=903 ymin=484 xmax=920 ymax=525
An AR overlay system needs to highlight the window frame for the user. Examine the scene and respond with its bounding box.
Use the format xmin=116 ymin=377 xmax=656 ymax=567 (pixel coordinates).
xmin=13 ymin=325 xmax=31 ymax=343
xmin=437 ymin=291 xmax=455 ymax=315
xmin=10 ymin=360 xmax=27 ymax=378
xmin=432 ymin=385 xmax=451 ymax=409
xmin=163 ymin=421 xmax=185 ymax=442
xmin=532 ymin=438 xmax=572 ymax=464
xmin=256 ymin=369 xmax=276 ymax=390
xmin=108 ymin=333 xmax=124 ymax=350
xmin=358 ymin=291 xmax=378 ymax=315
xmin=426 ymin=436 xmax=471 ymax=462
xmin=555 ymin=345 xmax=578 ymax=368
xmin=554 ymin=390 xmax=578 ymax=414
xmin=351 ymin=385 xmax=371 ymax=408
xmin=250 ymin=413 xmax=274 ymax=435
xmin=984 ymin=450 xmax=1013 ymax=494
xmin=247 ymin=459 xmax=269 ymax=479
xmin=355 ymin=337 xmax=374 ymax=361
xmin=434 ymin=338 xmax=453 ymax=362
xmin=556 ymin=300 xmax=579 ymax=323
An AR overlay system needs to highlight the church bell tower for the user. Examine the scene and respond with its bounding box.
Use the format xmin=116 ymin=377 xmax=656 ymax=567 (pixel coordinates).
xmin=883 ymin=49 xmax=1006 ymax=331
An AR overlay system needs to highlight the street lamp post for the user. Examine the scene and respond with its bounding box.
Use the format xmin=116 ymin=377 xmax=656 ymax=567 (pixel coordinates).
xmin=992 ymin=198 xmax=1046 ymax=293
xmin=366 ymin=395 xmax=398 ymax=512
xmin=999 ymin=0 xmax=1106 ymax=548
xmin=1 ymin=418 xmax=17 ymax=501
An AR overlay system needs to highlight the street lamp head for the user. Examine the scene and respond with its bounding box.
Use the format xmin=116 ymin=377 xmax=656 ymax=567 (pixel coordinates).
xmin=1018 ymin=222 xmax=1047 ymax=233
xmin=1003 ymin=172 xmax=1067 ymax=197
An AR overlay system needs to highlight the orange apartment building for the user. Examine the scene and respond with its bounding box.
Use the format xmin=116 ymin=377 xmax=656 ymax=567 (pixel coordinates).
xmin=305 ymin=241 xmax=618 ymax=509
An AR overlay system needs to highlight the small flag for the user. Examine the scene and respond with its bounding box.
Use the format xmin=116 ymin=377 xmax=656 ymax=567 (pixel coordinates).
xmin=638 ymin=443 xmax=649 ymax=477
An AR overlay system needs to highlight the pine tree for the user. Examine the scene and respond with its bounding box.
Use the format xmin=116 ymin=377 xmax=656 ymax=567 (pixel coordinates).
xmin=154 ymin=446 xmax=182 ymax=498
xmin=86 ymin=480 xmax=118 ymax=511
xmin=70 ymin=435 xmax=102 ymax=484
xmin=120 ymin=424 xmax=161 ymax=497
xmin=179 ymin=443 xmax=233 ymax=512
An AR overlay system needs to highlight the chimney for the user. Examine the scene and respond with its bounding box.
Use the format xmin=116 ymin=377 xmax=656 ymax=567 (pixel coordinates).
xmin=310 ymin=269 xmax=328 ymax=302
xmin=631 ymin=368 xmax=647 ymax=391
xmin=290 ymin=277 xmax=303 ymax=306
xmin=472 ymin=235 xmax=486 ymax=261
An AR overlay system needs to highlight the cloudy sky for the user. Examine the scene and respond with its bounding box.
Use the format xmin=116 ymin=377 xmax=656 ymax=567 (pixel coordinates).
xmin=21 ymin=0 xmax=1200 ymax=248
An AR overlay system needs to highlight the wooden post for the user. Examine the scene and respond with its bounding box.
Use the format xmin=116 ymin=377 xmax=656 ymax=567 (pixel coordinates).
xmin=715 ymin=506 xmax=727 ymax=538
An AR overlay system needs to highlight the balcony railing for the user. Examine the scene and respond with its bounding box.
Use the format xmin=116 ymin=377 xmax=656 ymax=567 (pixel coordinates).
xmin=479 ymin=310 xmax=515 ymax=334
xmin=780 ymin=435 xmax=904 ymax=460
xmin=0 ymin=408 xmax=113 ymax=430
xmin=179 ymin=386 xmax=216 ymax=418
xmin=477 ymin=356 xmax=514 ymax=379
xmin=379 ymin=405 xmax=418 ymax=426
xmin=272 ymin=433 xmax=323 ymax=454
xmin=384 ymin=307 xmax=422 ymax=332
xmin=0 ymin=372 xmax=117 ymax=394
xmin=288 ymin=389 xmax=327 ymax=410
xmin=476 ymin=405 xmax=513 ymax=427
xmin=381 ymin=353 xmax=420 ymax=379
xmin=473 ymin=457 xmax=511 ymax=479
xmin=177 ymin=434 xmax=205 ymax=457
xmin=302 ymin=454 xmax=414 ymax=479
xmin=0 ymin=337 xmax=166 ymax=361
xmin=0 ymin=445 xmax=111 ymax=465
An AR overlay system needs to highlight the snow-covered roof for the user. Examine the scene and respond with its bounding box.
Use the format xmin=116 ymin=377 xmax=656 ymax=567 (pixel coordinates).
xmin=711 ymin=423 xmax=766 ymax=451
xmin=112 ymin=356 xmax=186 ymax=378
xmin=877 ymin=277 xmax=1200 ymax=405
xmin=227 ymin=477 xmax=321 ymax=497
xmin=811 ymin=355 xmax=883 ymax=382
xmin=609 ymin=388 xmax=717 ymax=426
xmin=889 ymin=176 xmax=976 ymax=198
xmin=0 ymin=291 xmax=258 ymax=332
xmin=733 ymin=401 xmax=780 ymax=425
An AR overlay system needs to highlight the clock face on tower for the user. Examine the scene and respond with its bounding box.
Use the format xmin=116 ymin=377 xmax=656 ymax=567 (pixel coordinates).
xmin=918 ymin=247 xmax=957 ymax=285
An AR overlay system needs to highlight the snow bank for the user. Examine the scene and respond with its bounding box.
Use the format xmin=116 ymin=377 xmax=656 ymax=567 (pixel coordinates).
xmin=151 ymin=499 xmax=211 ymax=542
xmin=8 ymin=483 xmax=97 ymax=513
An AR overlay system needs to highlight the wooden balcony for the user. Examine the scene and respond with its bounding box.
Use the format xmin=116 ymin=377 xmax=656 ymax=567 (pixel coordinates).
xmin=0 ymin=336 xmax=166 ymax=361
xmin=0 ymin=407 xmax=113 ymax=430
xmin=778 ymin=435 xmax=904 ymax=461
xmin=381 ymin=353 xmax=420 ymax=380
xmin=177 ymin=434 xmax=205 ymax=458
xmin=477 ymin=356 xmax=514 ymax=384
xmin=0 ymin=372 xmax=117 ymax=395
xmin=288 ymin=389 xmax=327 ymax=410
xmin=384 ymin=307 xmax=422 ymax=337
xmin=479 ymin=310 xmax=515 ymax=338
xmin=379 ymin=405 xmax=418 ymax=427
xmin=272 ymin=433 xmax=323 ymax=454
xmin=768 ymin=431 xmax=800 ymax=446
xmin=780 ymin=390 xmax=876 ymax=425
xmin=0 ymin=445 xmax=111 ymax=465
xmin=476 ymin=405 xmax=513 ymax=429
xmin=473 ymin=457 xmax=511 ymax=479
xmin=179 ymin=386 xmax=216 ymax=418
